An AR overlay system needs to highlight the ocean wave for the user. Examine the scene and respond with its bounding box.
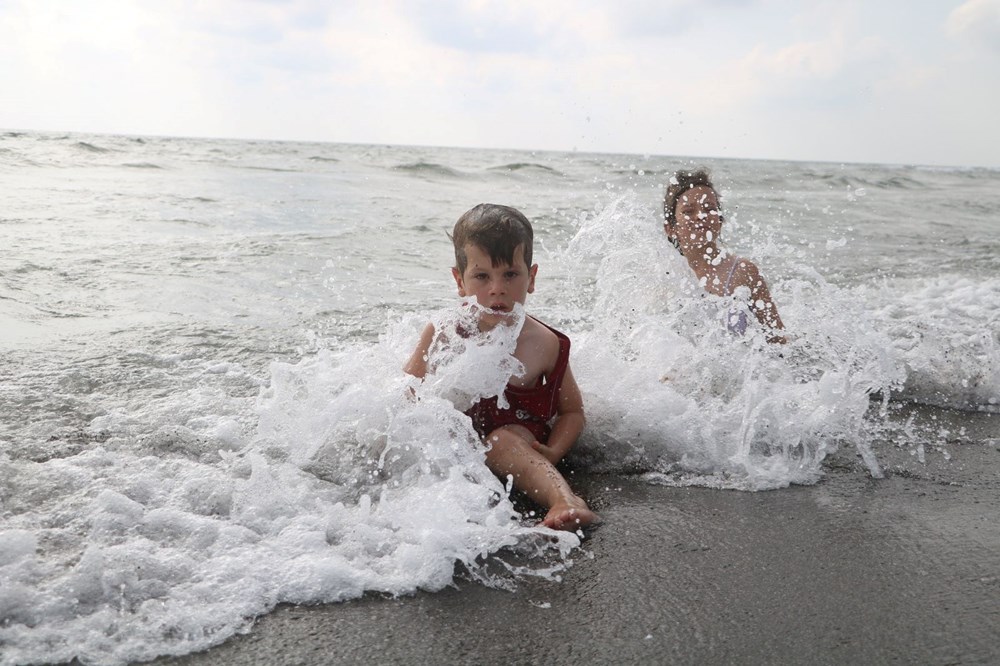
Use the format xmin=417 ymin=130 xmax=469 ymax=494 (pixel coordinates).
xmin=557 ymin=195 xmax=997 ymax=483
xmin=164 ymin=218 xmax=212 ymax=228
xmin=0 ymin=325 xmax=580 ymax=665
xmin=487 ymin=162 xmax=562 ymax=176
xmin=561 ymin=196 xmax=892 ymax=488
xmin=74 ymin=141 xmax=112 ymax=153
xmin=240 ymin=165 xmax=302 ymax=173
xmin=608 ymin=166 xmax=669 ymax=177
xmin=862 ymin=275 xmax=1000 ymax=413
xmin=122 ymin=162 xmax=165 ymax=169
xmin=914 ymin=163 xmax=1000 ymax=176
xmin=391 ymin=161 xmax=466 ymax=178
xmin=802 ymin=170 xmax=929 ymax=191
xmin=0 ymin=146 xmax=43 ymax=169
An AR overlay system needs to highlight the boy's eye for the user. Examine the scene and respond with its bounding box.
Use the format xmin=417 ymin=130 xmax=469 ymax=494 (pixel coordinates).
xmin=505 ymin=271 xmax=519 ymax=279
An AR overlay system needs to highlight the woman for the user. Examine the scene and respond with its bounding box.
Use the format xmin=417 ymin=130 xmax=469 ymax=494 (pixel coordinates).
xmin=663 ymin=169 xmax=785 ymax=343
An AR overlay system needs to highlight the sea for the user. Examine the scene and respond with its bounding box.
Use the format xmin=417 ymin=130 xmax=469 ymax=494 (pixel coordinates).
xmin=1 ymin=130 xmax=998 ymax=665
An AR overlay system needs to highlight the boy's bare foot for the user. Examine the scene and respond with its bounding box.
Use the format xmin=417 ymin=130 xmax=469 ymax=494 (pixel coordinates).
xmin=541 ymin=498 xmax=599 ymax=531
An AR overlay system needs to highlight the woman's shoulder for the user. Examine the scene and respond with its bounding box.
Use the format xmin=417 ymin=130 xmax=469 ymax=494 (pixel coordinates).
xmin=727 ymin=255 xmax=763 ymax=286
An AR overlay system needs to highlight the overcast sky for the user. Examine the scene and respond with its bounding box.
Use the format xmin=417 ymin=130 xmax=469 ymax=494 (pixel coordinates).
xmin=2 ymin=0 xmax=998 ymax=167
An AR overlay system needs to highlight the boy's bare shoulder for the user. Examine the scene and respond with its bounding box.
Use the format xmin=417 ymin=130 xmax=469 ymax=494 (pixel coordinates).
xmin=522 ymin=314 xmax=557 ymax=337
xmin=521 ymin=315 xmax=561 ymax=353
xmin=510 ymin=316 xmax=562 ymax=383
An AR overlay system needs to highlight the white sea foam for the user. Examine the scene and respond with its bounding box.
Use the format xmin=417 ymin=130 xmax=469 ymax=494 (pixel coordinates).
xmin=561 ymin=196 xmax=921 ymax=488
xmin=0 ymin=313 xmax=579 ymax=666
xmin=860 ymin=275 xmax=1000 ymax=412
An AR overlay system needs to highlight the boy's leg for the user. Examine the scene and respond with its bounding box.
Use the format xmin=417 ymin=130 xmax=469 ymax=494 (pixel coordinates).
xmin=484 ymin=426 xmax=598 ymax=530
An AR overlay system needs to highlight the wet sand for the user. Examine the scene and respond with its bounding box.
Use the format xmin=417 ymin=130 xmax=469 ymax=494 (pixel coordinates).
xmin=158 ymin=408 xmax=1000 ymax=665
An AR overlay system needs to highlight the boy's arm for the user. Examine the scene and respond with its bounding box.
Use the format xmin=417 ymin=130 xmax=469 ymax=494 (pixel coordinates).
xmin=532 ymin=364 xmax=585 ymax=465
xmin=403 ymin=323 xmax=435 ymax=379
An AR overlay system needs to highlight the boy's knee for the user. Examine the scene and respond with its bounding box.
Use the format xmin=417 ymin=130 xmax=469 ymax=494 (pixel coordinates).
xmin=484 ymin=427 xmax=531 ymax=452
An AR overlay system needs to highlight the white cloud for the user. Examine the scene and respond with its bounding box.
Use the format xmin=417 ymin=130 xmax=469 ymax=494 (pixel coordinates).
xmin=1 ymin=0 xmax=997 ymax=166
xmin=946 ymin=0 xmax=1000 ymax=50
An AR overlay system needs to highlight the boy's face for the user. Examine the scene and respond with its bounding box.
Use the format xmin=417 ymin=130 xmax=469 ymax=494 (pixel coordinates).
xmin=452 ymin=243 xmax=537 ymax=328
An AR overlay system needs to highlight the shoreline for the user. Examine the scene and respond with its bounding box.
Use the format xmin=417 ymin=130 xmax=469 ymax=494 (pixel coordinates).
xmin=157 ymin=409 xmax=1000 ymax=665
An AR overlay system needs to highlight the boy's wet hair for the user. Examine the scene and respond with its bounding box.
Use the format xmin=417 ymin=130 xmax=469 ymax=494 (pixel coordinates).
xmin=451 ymin=203 xmax=534 ymax=274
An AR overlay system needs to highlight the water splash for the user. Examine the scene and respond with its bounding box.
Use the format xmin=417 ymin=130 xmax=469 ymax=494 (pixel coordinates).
xmin=0 ymin=308 xmax=579 ymax=665
xmin=561 ymin=195 xmax=904 ymax=489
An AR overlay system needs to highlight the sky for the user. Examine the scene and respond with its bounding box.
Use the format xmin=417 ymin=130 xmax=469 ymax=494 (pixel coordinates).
xmin=1 ymin=0 xmax=999 ymax=167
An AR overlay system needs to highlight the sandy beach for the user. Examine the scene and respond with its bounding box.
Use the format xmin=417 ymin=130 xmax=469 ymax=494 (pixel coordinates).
xmin=155 ymin=406 xmax=1000 ymax=666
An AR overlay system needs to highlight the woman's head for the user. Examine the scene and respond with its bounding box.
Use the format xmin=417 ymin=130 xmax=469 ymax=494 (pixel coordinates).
xmin=663 ymin=169 xmax=723 ymax=252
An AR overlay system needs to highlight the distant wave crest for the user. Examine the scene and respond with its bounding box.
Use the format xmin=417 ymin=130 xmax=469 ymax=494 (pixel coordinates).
xmin=242 ymin=165 xmax=301 ymax=173
xmin=487 ymin=162 xmax=562 ymax=176
xmin=805 ymin=171 xmax=929 ymax=190
xmin=392 ymin=161 xmax=465 ymax=178
xmin=74 ymin=141 xmax=111 ymax=153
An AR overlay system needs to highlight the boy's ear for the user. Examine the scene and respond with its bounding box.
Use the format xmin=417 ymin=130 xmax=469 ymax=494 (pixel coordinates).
xmin=527 ymin=264 xmax=538 ymax=294
xmin=451 ymin=267 xmax=466 ymax=296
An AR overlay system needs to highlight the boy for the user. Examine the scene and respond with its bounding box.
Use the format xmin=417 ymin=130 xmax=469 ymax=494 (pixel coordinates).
xmin=404 ymin=203 xmax=598 ymax=531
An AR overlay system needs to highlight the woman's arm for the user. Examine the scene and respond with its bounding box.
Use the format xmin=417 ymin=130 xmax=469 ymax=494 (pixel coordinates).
xmin=736 ymin=260 xmax=786 ymax=343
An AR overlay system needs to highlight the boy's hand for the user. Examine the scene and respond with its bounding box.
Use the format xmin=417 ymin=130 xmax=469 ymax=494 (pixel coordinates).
xmin=530 ymin=440 xmax=561 ymax=465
